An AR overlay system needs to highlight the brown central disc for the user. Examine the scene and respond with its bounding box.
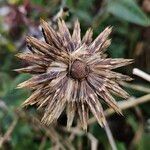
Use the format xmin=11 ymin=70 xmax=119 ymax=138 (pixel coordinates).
xmin=70 ymin=60 xmax=89 ymax=80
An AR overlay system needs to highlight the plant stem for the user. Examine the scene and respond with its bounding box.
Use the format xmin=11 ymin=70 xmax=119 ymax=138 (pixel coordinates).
xmin=104 ymin=121 xmax=117 ymax=150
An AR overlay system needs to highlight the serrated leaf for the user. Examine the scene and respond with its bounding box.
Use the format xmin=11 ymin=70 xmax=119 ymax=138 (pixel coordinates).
xmin=107 ymin=0 xmax=150 ymax=26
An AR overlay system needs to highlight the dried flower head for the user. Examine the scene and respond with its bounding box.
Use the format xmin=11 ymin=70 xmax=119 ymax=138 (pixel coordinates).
xmin=16 ymin=19 xmax=133 ymax=130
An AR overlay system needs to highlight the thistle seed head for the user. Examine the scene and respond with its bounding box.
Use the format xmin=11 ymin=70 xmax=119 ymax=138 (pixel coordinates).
xmin=16 ymin=19 xmax=133 ymax=130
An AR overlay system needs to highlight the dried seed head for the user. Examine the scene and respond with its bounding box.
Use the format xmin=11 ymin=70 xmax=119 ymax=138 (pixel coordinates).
xmin=70 ymin=60 xmax=89 ymax=80
xmin=16 ymin=19 xmax=133 ymax=130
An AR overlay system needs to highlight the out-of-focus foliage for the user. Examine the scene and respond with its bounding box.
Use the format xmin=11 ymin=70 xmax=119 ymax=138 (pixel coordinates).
xmin=0 ymin=0 xmax=150 ymax=149
xmin=107 ymin=0 xmax=150 ymax=26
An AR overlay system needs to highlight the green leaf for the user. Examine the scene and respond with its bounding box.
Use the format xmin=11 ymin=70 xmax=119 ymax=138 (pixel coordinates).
xmin=116 ymin=142 xmax=126 ymax=150
xmin=138 ymin=133 xmax=150 ymax=150
xmin=107 ymin=0 xmax=150 ymax=26
xmin=9 ymin=74 xmax=31 ymax=91
xmin=3 ymin=74 xmax=30 ymax=106
xmin=0 ymin=72 xmax=12 ymax=97
xmin=75 ymin=10 xmax=92 ymax=24
xmin=33 ymin=0 xmax=44 ymax=5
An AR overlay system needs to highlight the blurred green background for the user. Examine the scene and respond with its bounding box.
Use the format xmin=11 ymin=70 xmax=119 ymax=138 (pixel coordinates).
xmin=0 ymin=0 xmax=150 ymax=149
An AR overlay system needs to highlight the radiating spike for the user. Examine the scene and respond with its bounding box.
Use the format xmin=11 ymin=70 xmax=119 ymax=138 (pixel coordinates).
xmin=17 ymin=72 xmax=59 ymax=89
xmin=42 ymin=97 xmax=66 ymax=125
xmin=58 ymin=19 xmax=71 ymax=39
xmin=16 ymin=53 xmax=51 ymax=66
xmin=70 ymin=44 xmax=88 ymax=58
xmin=90 ymin=58 xmax=133 ymax=69
xmin=21 ymin=88 xmax=42 ymax=107
xmin=77 ymin=102 xmax=84 ymax=128
xmin=87 ymin=74 xmax=122 ymax=114
xmin=99 ymin=39 xmax=111 ymax=54
xmin=40 ymin=19 xmax=63 ymax=48
xmin=65 ymin=79 xmax=74 ymax=101
xmin=106 ymin=80 xmax=130 ymax=99
xmin=14 ymin=65 xmax=45 ymax=74
xmin=82 ymin=28 xmax=93 ymax=45
xmin=26 ymin=36 xmax=62 ymax=58
xmin=72 ymin=19 xmax=81 ymax=49
xmin=109 ymin=59 xmax=134 ymax=69
xmin=72 ymin=81 xmax=79 ymax=102
xmin=85 ymin=82 xmax=106 ymax=127
xmin=87 ymin=73 xmax=105 ymax=92
xmin=66 ymin=102 xmax=76 ymax=130
xmin=41 ymin=92 xmax=61 ymax=124
xmin=81 ymin=102 xmax=88 ymax=131
xmin=58 ymin=19 xmax=74 ymax=52
xmin=41 ymin=84 xmax=67 ymax=125
xmin=37 ymin=94 xmax=52 ymax=109
xmin=92 ymin=69 xmax=133 ymax=81
xmin=48 ymin=73 xmax=67 ymax=88
xmin=47 ymin=61 xmax=68 ymax=73
xmin=79 ymin=81 xmax=87 ymax=101
xmin=89 ymin=26 xmax=112 ymax=53
xmin=26 ymin=36 xmax=49 ymax=53
xmin=99 ymin=88 xmax=122 ymax=115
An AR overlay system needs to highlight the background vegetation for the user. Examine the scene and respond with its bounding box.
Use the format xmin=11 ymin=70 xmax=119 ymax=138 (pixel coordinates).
xmin=0 ymin=0 xmax=150 ymax=149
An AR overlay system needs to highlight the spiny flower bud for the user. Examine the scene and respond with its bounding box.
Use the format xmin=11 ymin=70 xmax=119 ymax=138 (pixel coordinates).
xmin=16 ymin=19 xmax=133 ymax=130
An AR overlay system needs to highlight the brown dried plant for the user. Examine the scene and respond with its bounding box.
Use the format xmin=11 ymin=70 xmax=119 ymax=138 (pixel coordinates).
xmin=16 ymin=19 xmax=133 ymax=130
